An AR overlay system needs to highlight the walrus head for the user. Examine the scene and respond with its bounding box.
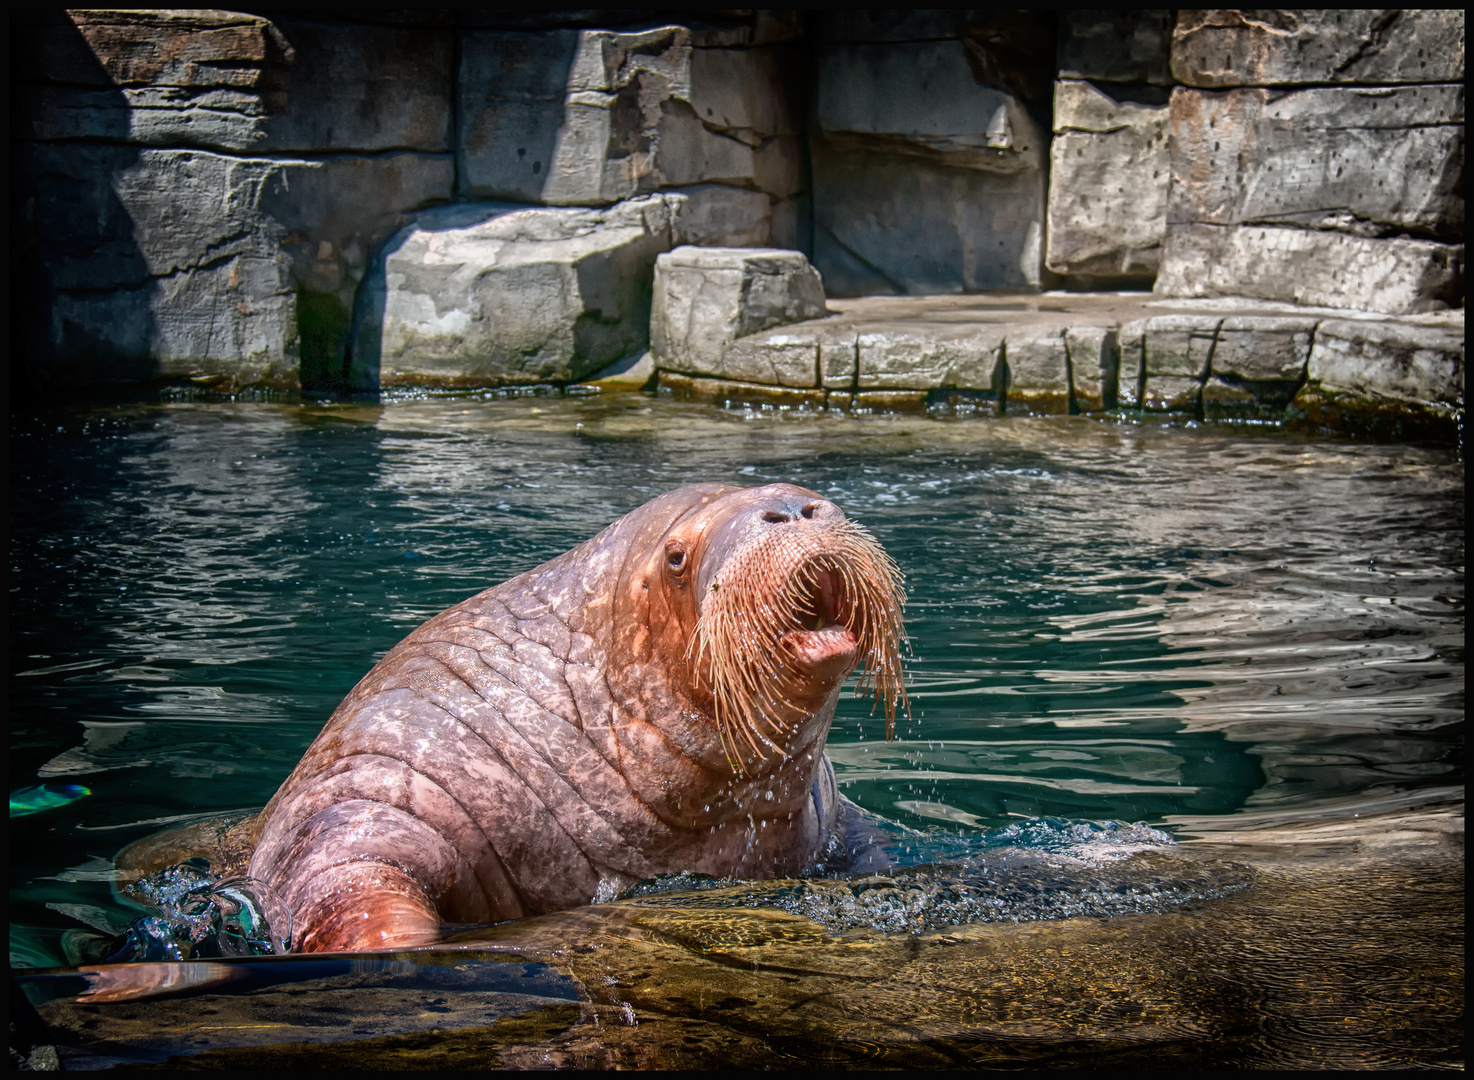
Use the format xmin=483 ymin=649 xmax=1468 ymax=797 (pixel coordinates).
xmin=611 ymin=483 xmax=908 ymax=779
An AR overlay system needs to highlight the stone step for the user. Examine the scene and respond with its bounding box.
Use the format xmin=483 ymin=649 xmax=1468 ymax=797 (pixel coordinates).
xmin=652 ymin=285 xmax=1464 ymax=437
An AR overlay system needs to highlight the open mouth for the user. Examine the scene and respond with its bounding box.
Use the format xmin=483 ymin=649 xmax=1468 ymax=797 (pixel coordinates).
xmin=779 ymin=565 xmax=858 ymax=672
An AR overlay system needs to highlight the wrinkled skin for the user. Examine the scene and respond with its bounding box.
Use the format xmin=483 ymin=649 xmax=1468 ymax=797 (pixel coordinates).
xmin=246 ymin=483 xmax=885 ymax=953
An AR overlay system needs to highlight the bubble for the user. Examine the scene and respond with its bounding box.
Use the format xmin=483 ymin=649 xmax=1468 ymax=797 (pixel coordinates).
xmin=105 ymin=864 xmax=292 ymax=961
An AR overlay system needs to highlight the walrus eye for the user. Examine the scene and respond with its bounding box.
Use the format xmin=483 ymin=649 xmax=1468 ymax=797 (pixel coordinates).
xmin=665 ymin=540 xmax=687 ymax=575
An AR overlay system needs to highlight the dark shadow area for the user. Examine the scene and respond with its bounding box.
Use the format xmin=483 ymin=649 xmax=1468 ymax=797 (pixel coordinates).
xmin=10 ymin=11 xmax=157 ymax=400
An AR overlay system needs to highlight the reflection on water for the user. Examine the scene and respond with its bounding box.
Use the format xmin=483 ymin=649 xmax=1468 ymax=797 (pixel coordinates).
xmin=9 ymin=398 xmax=1463 ymax=975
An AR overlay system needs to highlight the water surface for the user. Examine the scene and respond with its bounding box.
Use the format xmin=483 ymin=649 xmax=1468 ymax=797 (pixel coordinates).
xmin=9 ymin=395 xmax=1464 ymax=970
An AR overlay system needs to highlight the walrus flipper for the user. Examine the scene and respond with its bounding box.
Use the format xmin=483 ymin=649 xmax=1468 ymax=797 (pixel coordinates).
xmin=113 ymin=811 xmax=262 ymax=905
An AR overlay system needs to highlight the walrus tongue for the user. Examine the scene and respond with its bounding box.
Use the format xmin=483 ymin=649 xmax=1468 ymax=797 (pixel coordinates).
xmin=780 ymin=624 xmax=858 ymax=683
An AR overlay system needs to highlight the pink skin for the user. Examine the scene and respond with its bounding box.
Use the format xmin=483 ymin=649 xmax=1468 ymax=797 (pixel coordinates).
xmin=247 ymin=484 xmax=868 ymax=953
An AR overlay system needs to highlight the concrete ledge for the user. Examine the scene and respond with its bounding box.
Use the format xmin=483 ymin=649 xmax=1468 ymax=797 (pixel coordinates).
xmin=654 ymin=291 xmax=1464 ymax=440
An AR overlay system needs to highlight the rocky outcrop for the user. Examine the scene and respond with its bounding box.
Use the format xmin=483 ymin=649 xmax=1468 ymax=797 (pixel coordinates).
xmin=810 ymin=13 xmax=1053 ymax=296
xmin=1156 ymin=9 xmax=1465 ymax=316
xmin=10 ymin=7 xmax=1464 ymax=437
xmin=13 ymin=11 xmax=806 ymax=394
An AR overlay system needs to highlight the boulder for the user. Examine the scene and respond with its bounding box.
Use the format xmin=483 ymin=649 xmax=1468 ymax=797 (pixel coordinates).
xmin=1155 ymin=224 xmax=1464 ymax=315
xmin=1045 ymin=80 xmax=1169 ymax=280
xmin=459 ymin=26 xmax=800 ymax=207
xmin=1172 ymin=9 xmax=1466 ymax=88
xmin=650 ymin=247 xmax=827 ymax=384
xmin=1165 ymin=86 xmax=1463 ymax=244
xmin=1058 ymin=10 xmax=1174 ymax=85
xmin=352 ymin=195 xmax=682 ymax=389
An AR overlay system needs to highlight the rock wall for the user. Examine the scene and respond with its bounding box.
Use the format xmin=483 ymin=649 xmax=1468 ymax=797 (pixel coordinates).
xmin=10 ymin=9 xmax=1465 ymax=403
xmin=1154 ymin=10 xmax=1465 ymax=315
xmin=810 ymin=12 xmax=1054 ymax=297
xmin=11 ymin=10 xmax=805 ymax=394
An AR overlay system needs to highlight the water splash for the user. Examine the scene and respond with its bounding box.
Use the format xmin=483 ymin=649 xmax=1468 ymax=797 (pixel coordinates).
xmin=622 ymin=816 xmax=1253 ymax=934
xmin=104 ymin=860 xmax=292 ymax=961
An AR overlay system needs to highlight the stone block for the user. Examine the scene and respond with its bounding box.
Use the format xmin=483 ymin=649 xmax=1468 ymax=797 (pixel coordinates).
xmin=650 ymin=246 xmax=827 ymax=381
xmin=1058 ymin=10 xmax=1174 ymax=85
xmin=1166 ymin=86 xmax=1464 ymax=243
xmin=1117 ymin=321 xmax=1146 ymax=406
xmin=355 ymin=195 xmax=682 ymax=389
xmin=719 ymin=334 xmax=821 ymax=389
xmin=821 ymin=334 xmax=858 ymax=390
xmin=1172 ymin=9 xmax=1466 ymax=88
xmin=1141 ymin=375 xmax=1202 ymax=412
xmin=1142 ymin=315 xmax=1221 ymax=378
xmin=1045 ymin=80 xmax=1169 ymax=279
xmin=1156 ymin=224 xmax=1464 ymax=315
xmin=856 ymin=329 xmax=1004 ymax=391
xmin=813 ymin=142 xmax=1045 ymax=296
xmin=1212 ymin=317 xmax=1316 ymax=382
xmin=1306 ymin=319 xmax=1464 ymax=408
xmin=1005 ymin=331 xmax=1071 ymax=414
xmin=1065 ymin=326 xmax=1119 ymax=410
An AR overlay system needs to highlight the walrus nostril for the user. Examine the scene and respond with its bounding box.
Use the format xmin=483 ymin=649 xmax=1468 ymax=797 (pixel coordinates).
xmin=801 ymin=503 xmax=820 ymax=519
xmin=762 ymin=510 xmax=791 ymax=524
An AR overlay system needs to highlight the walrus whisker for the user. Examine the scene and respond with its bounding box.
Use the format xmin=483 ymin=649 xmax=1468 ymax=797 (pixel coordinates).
xmin=691 ymin=518 xmax=909 ymax=763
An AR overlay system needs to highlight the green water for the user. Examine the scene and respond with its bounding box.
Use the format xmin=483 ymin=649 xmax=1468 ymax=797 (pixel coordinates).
xmin=8 ymin=395 xmax=1464 ymax=969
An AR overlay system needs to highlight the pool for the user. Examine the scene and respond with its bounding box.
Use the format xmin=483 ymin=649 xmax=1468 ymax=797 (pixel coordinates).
xmin=9 ymin=394 xmax=1464 ymax=1066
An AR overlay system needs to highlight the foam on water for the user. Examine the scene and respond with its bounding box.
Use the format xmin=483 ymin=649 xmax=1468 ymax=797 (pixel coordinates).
xmin=620 ymin=815 xmax=1254 ymax=934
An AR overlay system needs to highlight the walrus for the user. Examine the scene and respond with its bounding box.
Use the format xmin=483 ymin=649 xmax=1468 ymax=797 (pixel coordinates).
xmin=119 ymin=483 xmax=907 ymax=953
